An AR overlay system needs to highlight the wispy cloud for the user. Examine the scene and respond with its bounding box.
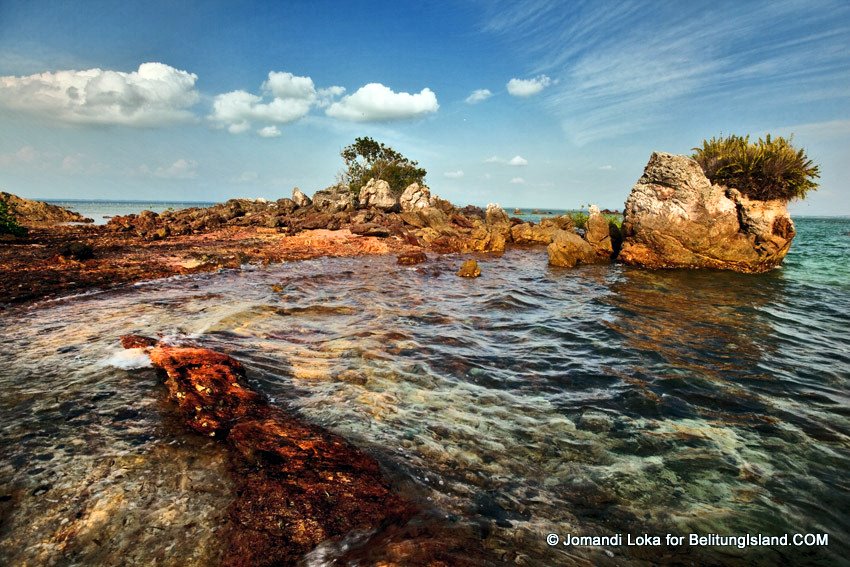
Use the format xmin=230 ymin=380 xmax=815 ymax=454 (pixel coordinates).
xmin=482 ymin=1 xmax=850 ymax=144
xmin=465 ymin=89 xmax=493 ymax=104
xmin=444 ymin=169 xmax=465 ymax=178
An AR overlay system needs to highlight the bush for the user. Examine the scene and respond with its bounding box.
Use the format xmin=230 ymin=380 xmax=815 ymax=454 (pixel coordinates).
xmin=0 ymin=196 xmax=27 ymax=237
xmin=567 ymin=211 xmax=589 ymax=230
xmin=340 ymin=137 xmax=426 ymax=196
xmin=692 ymin=134 xmax=819 ymax=201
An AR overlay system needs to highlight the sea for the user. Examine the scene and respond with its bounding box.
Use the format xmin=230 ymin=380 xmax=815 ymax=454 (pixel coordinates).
xmin=0 ymin=210 xmax=847 ymax=565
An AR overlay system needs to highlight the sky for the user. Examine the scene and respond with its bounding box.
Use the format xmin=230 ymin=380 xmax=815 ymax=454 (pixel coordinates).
xmin=0 ymin=0 xmax=848 ymax=214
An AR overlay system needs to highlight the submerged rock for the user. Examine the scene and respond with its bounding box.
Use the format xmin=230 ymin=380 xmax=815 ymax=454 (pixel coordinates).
xmin=121 ymin=337 xmax=414 ymax=566
xmin=618 ymin=152 xmax=795 ymax=272
xmin=397 ymin=250 xmax=427 ymax=265
xmin=457 ymin=259 xmax=481 ymax=278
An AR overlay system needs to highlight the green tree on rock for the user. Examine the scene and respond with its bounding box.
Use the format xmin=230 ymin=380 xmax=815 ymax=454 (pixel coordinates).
xmin=340 ymin=137 xmax=426 ymax=196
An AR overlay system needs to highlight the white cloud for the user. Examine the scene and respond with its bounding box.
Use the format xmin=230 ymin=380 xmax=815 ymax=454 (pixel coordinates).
xmin=465 ymin=89 xmax=492 ymax=104
xmin=210 ymin=71 xmax=344 ymax=134
xmin=508 ymin=155 xmax=528 ymax=166
xmin=0 ymin=62 xmax=199 ymax=126
xmin=257 ymin=125 xmax=281 ymax=138
xmin=139 ymin=158 xmax=198 ymax=179
xmin=484 ymin=155 xmax=501 ymax=163
xmin=510 ymin=177 xmax=526 ymax=184
xmin=444 ymin=170 xmax=464 ymax=178
xmin=506 ymin=75 xmax=552 ymax=97
xmin=0 ymin=145 xmax=37 ymax=166
xmin=598 ymin=164 xmax=614 ymax=170
xmin=325 ymin=83 xmax=439 ymax=122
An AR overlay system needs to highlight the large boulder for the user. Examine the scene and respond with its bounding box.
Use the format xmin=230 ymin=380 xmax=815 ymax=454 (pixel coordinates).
xmin=358 ymin=178 xmax=399 ymax=211
xmin=511 ymin=223 xmax=557 ymax=245
xmin=618 ymin=152 xmax=795 ymax=273
xmin=291 ymin=187 xmax=311 ymax=208
xmin=547 ymin=230 xmax=606 ymax=268
xmin=584 ymin=205 xmax=621 ymax=257
xmin=399 ymin=183 xmax=431 ymax=211
xmin=312 ymin=184 xmax=355 ymax=213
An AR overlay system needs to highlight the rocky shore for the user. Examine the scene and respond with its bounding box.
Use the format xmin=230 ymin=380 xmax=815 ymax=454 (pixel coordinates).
xmin=0 ymin=151 xmax=800 ymax=307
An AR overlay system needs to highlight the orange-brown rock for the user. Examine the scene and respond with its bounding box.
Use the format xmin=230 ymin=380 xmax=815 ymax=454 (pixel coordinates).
xmin=123 ymin=338 xmax=414 ymax=566
xmin=397 ymin=250 xmax=427 ymax=265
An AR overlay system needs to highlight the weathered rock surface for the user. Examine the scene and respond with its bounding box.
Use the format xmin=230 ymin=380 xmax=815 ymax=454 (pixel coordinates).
xmin=397 ymin=250 xmax=427 ymax=265
xmin=547 ymin=230 xmax=606 ymax=268
xmin=124 ymin=338 xmax=414 ymax=567
xmin=584 ymin=205 xmax=622 ymax=258
xmin=1 ymin=192 xmax=92 ymax=225
xmin=311 ymin=184 xmax=354 ymax=213
xmin=399 ymin=182 xmax=431 ymax=211
xmin=619 ymin=152 xmax=795 ymax=272
xmin=358 ymin=178 xmax=399 ymax=211
xmin=291 ymin=187 xmax=311 ymax=208
xmin=457 ymin=259 xmax=481 ymax=277
xmin=511 ymin=222 xmax=557 ymax=245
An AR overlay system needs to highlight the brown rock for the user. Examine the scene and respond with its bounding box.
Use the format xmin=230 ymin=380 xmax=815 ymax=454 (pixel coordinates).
xmin=120 ymin=335 xmax=158 ymax=349
xmin=547 ymin=230 xmax=604 ymax=267
xmin=510 ymin=222 xmax=556 ymax=245
xmin=349 ymin=222 xmax=390 ymax=237
xmin=0 ymin=192 xmax=92 ymax=225
xmin=457 ymin=259 xmax=481 ymax=277
xmin=618 ymin=152 xmax=796 ymax=272
xmin=397 ymin=250 xmax=427 ymax=265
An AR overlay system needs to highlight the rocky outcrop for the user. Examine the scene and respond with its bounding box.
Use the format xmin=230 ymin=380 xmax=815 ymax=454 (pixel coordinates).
xmin=547 ymin=230 xmax=606 ymax=268
xmin=122 ymin=337 xmax=413 ymax=567
xmin=358 ymin=178 xmax=399 ymax=211
xmin=399 ymin=182 xmax=431 ymax=211
xmin=584 ymin=205 xmax=622 ymax=258
xmin=618 ymin=152 xmax=795 ymax=273
xmin=311 ymin=184 xmax=355 ymax=213
xmin=1 ymin=192 xmax=92 ymax=225
xmin=291 ymin=187 xmax=311 ymax=208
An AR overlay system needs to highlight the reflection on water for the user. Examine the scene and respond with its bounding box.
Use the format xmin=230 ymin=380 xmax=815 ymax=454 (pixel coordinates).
xmin=1 ymin=218 xmax=848 ymax=565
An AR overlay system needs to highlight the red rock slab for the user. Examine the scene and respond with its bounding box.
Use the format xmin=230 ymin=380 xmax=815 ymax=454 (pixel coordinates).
xmin=124 ymin=337 xmax=414 ymax=565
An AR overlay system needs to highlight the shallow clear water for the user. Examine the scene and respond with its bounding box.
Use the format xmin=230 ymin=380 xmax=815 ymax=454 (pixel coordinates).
xmin=1 ymin=217 xmax=848 ymax=565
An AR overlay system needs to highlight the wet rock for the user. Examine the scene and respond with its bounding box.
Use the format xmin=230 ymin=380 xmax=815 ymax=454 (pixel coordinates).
xmin=547 ymin=230 xmax=604 ymax=268
xmin=58 ymin=241 xmax=94 ymax=260
xmin=619 ymin=152 xmax=796 ymax=272
xmin=397 ymin=251 xmax=427 ymax=265
xmin=578 ymin=410 xmax=614 ymax=433
xmin=120 ymin=335 xmax=158 ymax=349
xmin=399 ymin=182 xmax=431 ymax=211
xmin=121 ymin=337 xmax=415 ymax=566
xmin=457 ymin=259 xmax=481 ymax=278
xmin=291 ymin=187 xmax=311 ymax=208
xmin=359 ymin=178 xmax=399 ymax=211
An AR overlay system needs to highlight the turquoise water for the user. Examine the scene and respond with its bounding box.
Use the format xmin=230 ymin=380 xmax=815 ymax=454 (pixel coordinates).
xmin=0 ymin=217 xmax=848 ymax=565
xmin=44 ymin=200 xmax=215 ymax=224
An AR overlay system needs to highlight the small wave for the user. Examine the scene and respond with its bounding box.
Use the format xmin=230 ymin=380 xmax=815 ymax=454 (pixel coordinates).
xmin=102 ymin=348 xmax=153 ymax=370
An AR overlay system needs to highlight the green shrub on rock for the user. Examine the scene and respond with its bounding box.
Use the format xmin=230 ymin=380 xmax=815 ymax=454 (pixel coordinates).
xmin=340 ymin=137 xmax=426 ymax=197
xmin=692 ymin=134 xmax=819 ymax=201
xmin=0 ymin=196 xmax=27 ymax=237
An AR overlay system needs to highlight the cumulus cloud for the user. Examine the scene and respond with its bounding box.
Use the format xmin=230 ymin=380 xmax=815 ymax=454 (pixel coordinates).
xmin=210 ymin=71 xmax=344 ymax=134
xmin=508 ymin=155 xmax=528 ymax=166
xmin=325 ymin=83 xmax=438 ymax=122
xmin=506 ymin=75 xmax=552 ymax=97
xmin=0 ymin=62 xmax=199 ymax=126
xmin=444 ymin=170 xmax=464 ymax=178
xmin=465 ymin=89 xmax=492 ymax=104
xmin=510 ymin=177 xmax=526 ymax=184
xmin=139 ymin=158 xmax=198 ymax=179
xmin=257 ymin=125 xmax=281 ymax=138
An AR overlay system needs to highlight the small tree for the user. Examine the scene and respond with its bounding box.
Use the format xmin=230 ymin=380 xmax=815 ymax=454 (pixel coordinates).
xmin=0 ymin=196 xmax=27 ymax=237
xmin=692 ymin=134 xmax=819 ymax=201
xmin=340 ymin=137 xmax=426 ymax=196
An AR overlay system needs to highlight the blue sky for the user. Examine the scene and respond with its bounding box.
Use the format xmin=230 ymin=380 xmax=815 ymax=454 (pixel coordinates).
xmin=1 ymin=0 xmax=848 ymax=213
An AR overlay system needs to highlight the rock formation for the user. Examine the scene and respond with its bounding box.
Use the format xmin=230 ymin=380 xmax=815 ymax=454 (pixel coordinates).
xmin=457 ymin=259 xmax=481 ymax=277
xmin=618 ymin=152 xmax=795 ymax=273
xmin=121 ymin=337 xmax=413 ymax=566
xmin=358 ymin=178 xmax=399 ymax=211
xmin=1 ymin=192 xmax=92 ymax=225
xmin=399 ymin=182 xmax=431 ymax=211
xmin=311 ymin=184 xmax=355 ymax=213
xmin=547 ymin=230 xmax=604 ymax=268
xmin=291 ymin=187 xmax=311 ymax=208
